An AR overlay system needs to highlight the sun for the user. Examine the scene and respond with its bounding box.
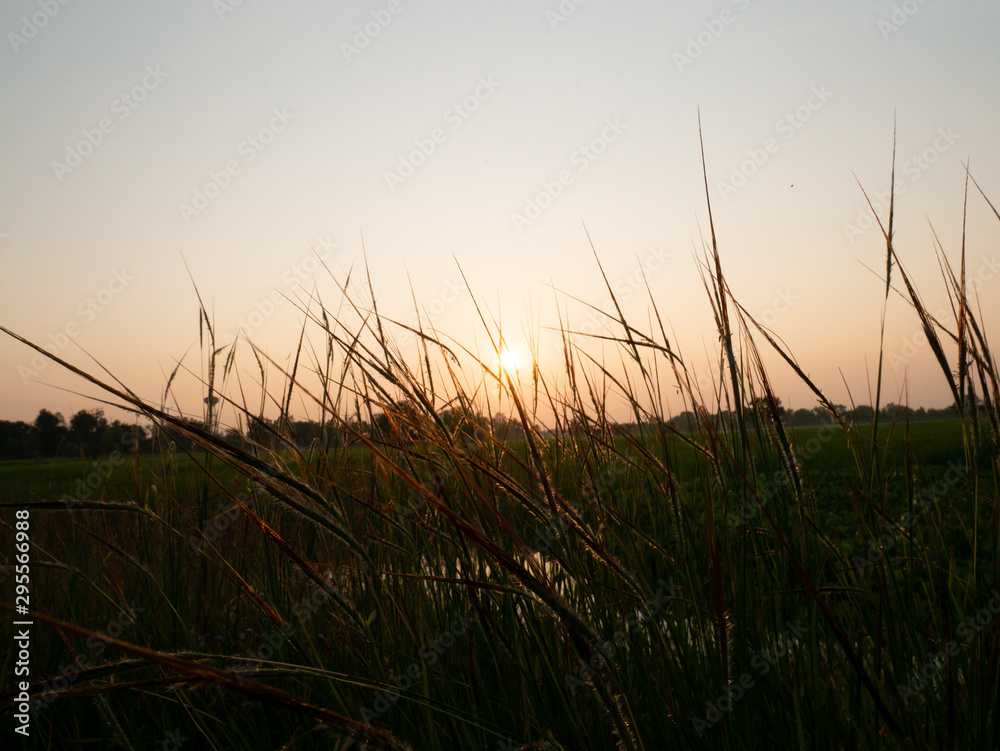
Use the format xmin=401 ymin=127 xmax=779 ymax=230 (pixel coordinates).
xmin=497 ymin=346 xmax=522 ymax=375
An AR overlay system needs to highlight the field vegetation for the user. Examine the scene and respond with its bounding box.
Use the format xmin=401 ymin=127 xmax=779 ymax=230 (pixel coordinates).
xmin=1 ymin=150 xmax=998 ymax=750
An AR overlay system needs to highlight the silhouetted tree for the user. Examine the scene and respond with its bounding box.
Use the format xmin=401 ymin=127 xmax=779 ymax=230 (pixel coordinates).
xmin=159 ymin=417 xmax=212 ymax=454
xmin=750 ymin=397 xmax=786 ymax=425
xmin=0 ymin=420 xmax=33 ymax=459
xmin=881 ymin=403 xmax=911 ymax=420
xmin=440 ymin=407 xmax=487 ymax=443
xmin=108 ymin=421 xmax=149 ymax=454
xmin=491 ymin=414 xmax=525 ymax=441
xmin=69 ymin=409 xmax=110 ymax=456
xmin=790 ymin=408 xmax=819 ymax=426
xmin=247 ymin=416 xmax=278 ymax=450
xmin=853 ymin=405 xmax=874 ymax=424
xmin=32 ymin=409 xmax=67 ymax=457
xmin=370 ymin=412 xmax=391 ymax=440
xmin=669 ymin=411 xmax=698 ymax=433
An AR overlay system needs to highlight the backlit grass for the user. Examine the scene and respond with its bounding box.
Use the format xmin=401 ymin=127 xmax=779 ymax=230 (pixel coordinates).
xmin=1 ymin=149 xmax=998 ymax=750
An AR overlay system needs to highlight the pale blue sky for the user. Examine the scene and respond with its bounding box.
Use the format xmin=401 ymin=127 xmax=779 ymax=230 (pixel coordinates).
xmin=2 ymin=0 xmax=998 ymax=423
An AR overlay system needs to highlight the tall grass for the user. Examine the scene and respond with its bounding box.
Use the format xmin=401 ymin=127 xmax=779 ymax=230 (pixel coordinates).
xmin=2 ymin=151 xmax=998 ymax=750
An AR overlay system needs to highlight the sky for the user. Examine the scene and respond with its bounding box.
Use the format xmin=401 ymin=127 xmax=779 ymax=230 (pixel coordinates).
xmin=1 ymin=0 xmax=998 ymax=427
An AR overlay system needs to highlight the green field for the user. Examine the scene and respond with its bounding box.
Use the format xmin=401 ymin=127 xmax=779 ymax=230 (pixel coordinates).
xmin=2 ymin=408 xmax=997 ymax=750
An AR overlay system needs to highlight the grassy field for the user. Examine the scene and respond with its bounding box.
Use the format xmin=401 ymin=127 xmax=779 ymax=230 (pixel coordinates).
xmin=2 ymin=167 xmax=999 ymax=750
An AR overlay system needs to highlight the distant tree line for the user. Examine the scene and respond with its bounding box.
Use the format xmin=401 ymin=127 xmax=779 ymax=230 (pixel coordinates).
xmin=219 ymin=407 xmax=524 ymax=453
xmin=661 ymin=400 xmax=964 ymax=433
xmin=0 ymin=403 xmax=528 ymax=460
xmin=0 ymin=409 xmax=152 ymax=460
xmin=0 ymin=400 xmax=967 ymax=461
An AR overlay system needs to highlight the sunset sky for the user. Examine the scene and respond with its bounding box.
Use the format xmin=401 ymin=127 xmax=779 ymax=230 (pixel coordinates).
xmin=1 ymin=0 xmax=998 ymax=426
